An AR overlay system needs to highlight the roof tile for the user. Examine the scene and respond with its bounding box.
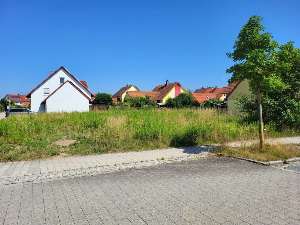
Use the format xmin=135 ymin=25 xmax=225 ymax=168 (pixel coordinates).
xmin=127 ymin=91 xmax=160 ymax=101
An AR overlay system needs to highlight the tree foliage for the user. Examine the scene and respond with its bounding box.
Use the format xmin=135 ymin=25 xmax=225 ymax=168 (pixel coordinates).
xmin=0 ymin=98 xmax=9 ymax=107
xmin=236 ymin=49 xmax=300 ymax=128
xmin=93 ymin=93 xmax=113 ymax=105
xmin=166 ymin=93 xmax=194 ymax=108
xmin=202 ymin=98 xmax=223 ymax=108
xmin=226 ymin=15 xmax=296 ymax=93
xmin=226 ymin=15 xmax=298 ymax=148
xmin=124 ymin=96 xmax=156 ymax=108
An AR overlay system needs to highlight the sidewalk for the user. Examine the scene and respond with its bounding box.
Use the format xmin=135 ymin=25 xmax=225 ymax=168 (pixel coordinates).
xmin=0 ymin=145 xmax=215 ymax=185
xmin=1 ymin=136 xmax=300 ymax=185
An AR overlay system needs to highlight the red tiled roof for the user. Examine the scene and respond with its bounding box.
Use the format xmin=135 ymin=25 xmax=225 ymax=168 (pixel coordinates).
xmin=194 ymin=87 xmax=214 ymax=94
xmin=112 ymin=85 xmax=140 ymax=98
xmin=7 ymin=94 xmax=30 ymax=103
xmin=222 ymin=82 xmax=241 ymax=98
xmin=42 ymin=80 xmax=91 ymax=103
xmin=153 ymin=82 xmax=187 ymax=101
xmin=127 ymin=91 xmax=160 ymax=101
xmin=192 ymin=93 xmax=222 ymax=105
xmin=152 ymin=84 xmax=166 ymax=92
xmin=26 ymin=66 xmax=95 ymax=98
xmin=192 ymin=82 xmax=241 ymax=105
xmin=80 ymin=81 xmax=88 ymax=89
xmin=21 ymin=102 xmax=30 ymax=107
xmin=212 ymin=87 xmax=227 ymax=95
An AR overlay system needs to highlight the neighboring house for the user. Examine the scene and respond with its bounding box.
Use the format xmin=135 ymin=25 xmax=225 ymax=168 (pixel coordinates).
xmin=26 ymin=66 xmax=95 ymax=113
xmin=152 ymin=81 xmax=187 ymax=103
xmin=194 ymin=87 xmax=215 ymax=94
xmin=192 ymin=86 xmax=227 ymax=105
xmin=222 ymin=80 xmax=252 ymax=115
xmin=112 ymin=98 xmax=117 ymax=104
xmin=113 ymin=84 xmax=140 ymax=103
xmin=126 ymin=81 xmax=187 ymax=104
xmin=5 ymin=94 xmax=30 ymax=107
xmin=126 ymin=91 xmax=160 ymax=101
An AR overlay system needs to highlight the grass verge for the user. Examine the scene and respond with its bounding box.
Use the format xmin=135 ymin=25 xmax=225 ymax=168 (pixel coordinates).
xmin=219 ymin=143 xmax=300 ymax=162
xmin=0 ymin=108 xmax=299 ymax=162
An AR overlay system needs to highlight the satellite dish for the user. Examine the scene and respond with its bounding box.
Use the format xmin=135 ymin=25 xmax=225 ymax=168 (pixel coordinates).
xmin=206 ymin=96 xmax=210 ymax=99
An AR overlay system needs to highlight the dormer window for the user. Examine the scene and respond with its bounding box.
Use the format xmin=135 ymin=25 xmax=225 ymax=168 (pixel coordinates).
xmin=60 ymin=77 xmax=65 ymax=84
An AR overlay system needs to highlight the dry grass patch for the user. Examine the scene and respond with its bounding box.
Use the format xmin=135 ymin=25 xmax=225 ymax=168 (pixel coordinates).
xmin=52 ymin=139 xmax=76 ymax=147
xmin=107 ymin=116 xmax=127 ymax=128
xmin=219 ymin=143 xmax=300 ymax=162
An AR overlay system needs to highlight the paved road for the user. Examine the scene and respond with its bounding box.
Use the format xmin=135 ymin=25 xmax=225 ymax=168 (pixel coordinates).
xmin=278 ymin=161 xmax=300 ymax=173
xmin=0 ymin=157 xmax=299 ymax=225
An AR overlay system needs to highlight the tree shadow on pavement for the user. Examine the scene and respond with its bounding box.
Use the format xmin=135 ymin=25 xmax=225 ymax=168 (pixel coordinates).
xmin=178 ymin=145 xmax=220 ymax=154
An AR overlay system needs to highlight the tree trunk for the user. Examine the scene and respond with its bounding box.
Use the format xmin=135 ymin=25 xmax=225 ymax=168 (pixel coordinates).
xmin=256 ymin=83 xmax=265 ymax=149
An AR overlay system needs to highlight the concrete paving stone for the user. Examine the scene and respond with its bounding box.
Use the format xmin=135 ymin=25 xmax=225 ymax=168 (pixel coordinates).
xmin=3 ymin=217 xmax=19 ymax=225
xmin=0 ymin=163 xmax=5 ymax=170
xmin=1 ymin=158 xmax=300 ymax=224
xmin=2 ymin=163 xmax=18 ymax=177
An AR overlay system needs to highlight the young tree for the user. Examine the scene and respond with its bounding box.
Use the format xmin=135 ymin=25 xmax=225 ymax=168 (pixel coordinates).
xmin=226 ymin=15 xmax=297 ymax=148
xmin=235 ymin=48 xmax=300 ymax=128
xmin=0 ymin=98 xmax=9 ymax=107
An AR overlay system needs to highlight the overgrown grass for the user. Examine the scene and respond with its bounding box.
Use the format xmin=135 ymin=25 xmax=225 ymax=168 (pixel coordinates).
xmin=0 ymin=108 xmax=299 ymax=162
xmin=219 ymin=143 xmax=300 ymax=162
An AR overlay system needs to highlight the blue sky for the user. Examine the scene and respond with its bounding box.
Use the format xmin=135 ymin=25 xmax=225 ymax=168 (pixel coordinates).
xmin=1 ymin=0 xmax=299 ymax=97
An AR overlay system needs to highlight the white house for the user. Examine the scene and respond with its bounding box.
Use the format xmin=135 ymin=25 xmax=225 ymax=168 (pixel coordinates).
xmin=26 ymin=66 xmax=95 ymax=113
xmin=5 ymin=94 xmax=30 ymax=107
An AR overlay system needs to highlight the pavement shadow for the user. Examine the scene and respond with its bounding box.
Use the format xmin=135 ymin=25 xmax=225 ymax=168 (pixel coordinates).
xmin=178 ymin=145 xmax=220 ymax=154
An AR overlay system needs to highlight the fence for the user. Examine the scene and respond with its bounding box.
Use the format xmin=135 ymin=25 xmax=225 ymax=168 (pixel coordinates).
xmin=89 ymin=104 xmax=109 ymax=111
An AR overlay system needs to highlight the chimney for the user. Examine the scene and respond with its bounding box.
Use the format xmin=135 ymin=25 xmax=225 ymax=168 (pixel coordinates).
xmin=215 ymin=86 xmax=218 ymax=89
xmin=166 ymin=80 xmax=169 ymax=86
xmin=51 ymin=71 xmax=52 ymax=75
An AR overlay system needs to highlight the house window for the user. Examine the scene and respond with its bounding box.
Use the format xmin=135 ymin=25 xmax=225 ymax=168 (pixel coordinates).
xmin=44 ymin=88 xmax=50 ymax=95
xmin=60 ymin=77 xmax=65 ymax=84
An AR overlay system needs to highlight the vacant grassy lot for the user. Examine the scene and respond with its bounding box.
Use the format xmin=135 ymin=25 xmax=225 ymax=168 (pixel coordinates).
xmin=0 ymin=108 xmax=299 ymax=162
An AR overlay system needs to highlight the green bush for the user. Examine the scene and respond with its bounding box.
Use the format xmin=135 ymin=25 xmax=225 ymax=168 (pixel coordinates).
xmin=202 ymin=98 xmax=223 ymax=108
xmin=124 ymin=96 xmax=156 ymax=108
xmin=93 ymin=93 xmax=113 ymax=105
xmin=166 ymin=93 xmax=193 ymax=108
xmin=236 ymin=94 xmax=300 ymax=129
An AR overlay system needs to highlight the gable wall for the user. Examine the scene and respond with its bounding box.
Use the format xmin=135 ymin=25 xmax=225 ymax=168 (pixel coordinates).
xmin=227 ymin=80 xmax=253 ymax=115
xmin=31 ymin=69 xmax=91 ymax=112
xmin=121 ymin=86 xmax=139 ymax=102
xmin=45 ymin=82 xmax=89 ymax=112
xmin=162 ymin=86 xmax=186 ymax=103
